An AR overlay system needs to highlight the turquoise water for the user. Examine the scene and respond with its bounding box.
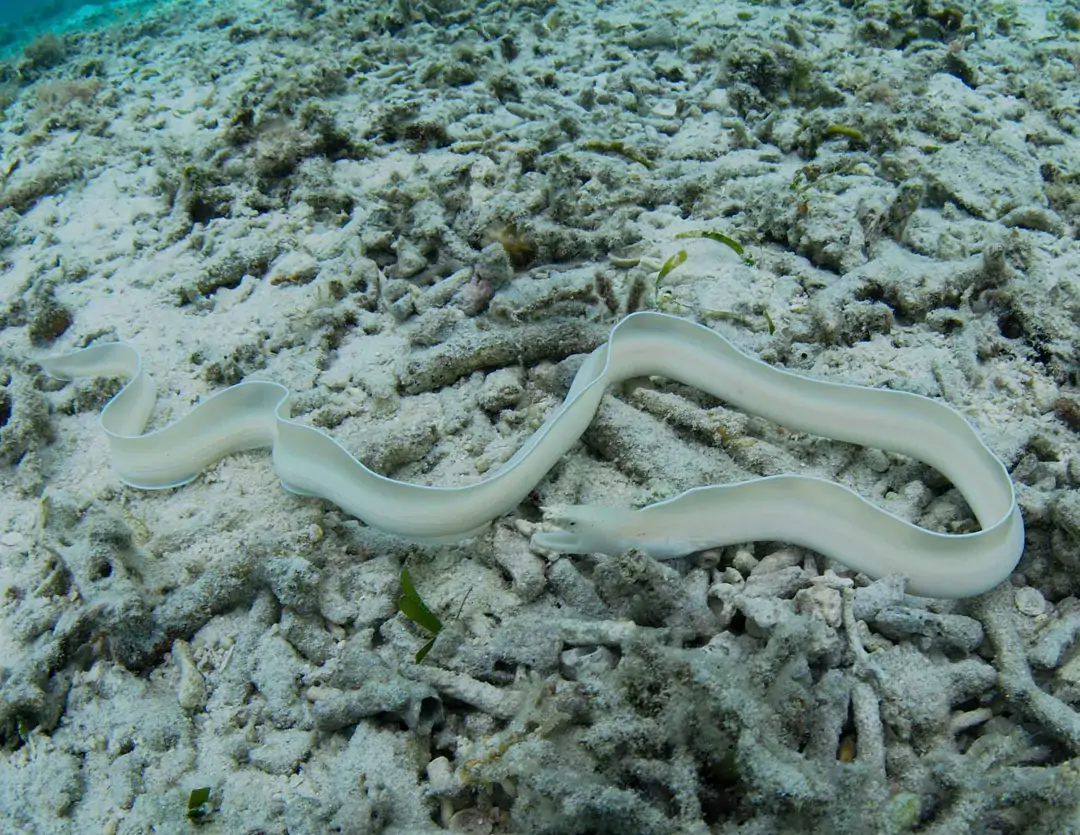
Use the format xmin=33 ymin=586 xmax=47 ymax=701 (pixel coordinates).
xmin=0 ymin=0 xmax=163 ymax=56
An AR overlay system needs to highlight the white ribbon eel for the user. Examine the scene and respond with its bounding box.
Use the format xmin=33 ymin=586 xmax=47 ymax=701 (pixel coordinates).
xmin=39 ymin=312 xmax=1023 ymax=598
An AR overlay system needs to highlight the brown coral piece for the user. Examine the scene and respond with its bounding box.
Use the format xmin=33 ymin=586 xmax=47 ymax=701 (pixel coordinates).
xmin=1053 ymin=397 xmax=1080 ymax=431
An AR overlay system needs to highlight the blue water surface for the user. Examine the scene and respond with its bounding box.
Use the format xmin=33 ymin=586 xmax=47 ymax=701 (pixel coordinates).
xmin=0 ymin=0 xmax=162 ymax=56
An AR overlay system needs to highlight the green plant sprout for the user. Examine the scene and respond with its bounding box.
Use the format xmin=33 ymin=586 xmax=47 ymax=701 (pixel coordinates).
xmin=187 ymin=787 xmax=212 ymax=822
xmin=821 ymin=123 xmax=867 ymax=148
xmin=656 ymin=249 xmax=687 ymax=282
xmin=674 ymin=229 xmax=744 ymax=256
xmin=398 ymin=568 xmax=444 ymax=663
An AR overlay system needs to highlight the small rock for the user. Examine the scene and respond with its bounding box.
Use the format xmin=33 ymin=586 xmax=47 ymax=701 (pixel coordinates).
xmin=795 ymin=583 xmax=842 ymax=627
xmin=1014 ymin=586 xmax=1047 ymax=617
xmin=268 ymin=250 xmax=318 ymax=285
